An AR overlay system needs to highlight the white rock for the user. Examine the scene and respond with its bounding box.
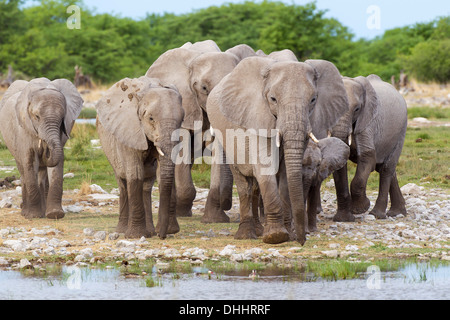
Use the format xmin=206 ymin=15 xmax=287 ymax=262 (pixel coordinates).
xmin=64 ymin=205 xmax=84 ymax=214
xmin=90 ymin=184 xmax=107 ymax=194
xmin=219 ymin=245 xmax=236 ymax=256
xmin=0 ymin=257 xmax=10 ymax=266
xmin=321 ymin=250 xmax=339 ymax=258
xmin=83 ymin=228 xmax=95 ymax=236
xmin=79 ymin=248 xmax=94 ymax=258
xmin=401 ymin=183 xmax=423 ymax=195
xmin=19 ymin=258 xmax=32 ymax=269
xmin=3 ymin=239 xmax=27 ymax=252
xmin=94 ymin=231 xmax=107 ymax=241
xmin=63 ymin=173 xmax=75 ymax=179
xmin=0 ymin=198 xmax=12 ymax=209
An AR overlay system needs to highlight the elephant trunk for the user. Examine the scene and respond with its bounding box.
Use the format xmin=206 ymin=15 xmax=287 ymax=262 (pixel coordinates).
xmin=282 ymin=119 xmax=307 ymax=245
xmin=39 ymin=117 xmax=64 ymax=168
xmin=331 ymin=112 xmax=353 ymax=143
xmin=156 ymin=122 xmax=177 ymax=239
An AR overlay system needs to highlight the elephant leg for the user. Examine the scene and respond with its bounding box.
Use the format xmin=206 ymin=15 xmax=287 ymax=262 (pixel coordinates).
xmin=125 ymin=178 xmax=151 ymax=239
xmin=232 ymin=167 xmax=257 ymax=240
xmin=21 ymin=161 xmax=45 ymax=219
xmin=307 ymin=183 xmax=321 ymax=233
xmin=116 ymin=178 xmax=129 ymax=233
xmin=220 ymin=162 xmax=234 ymax=211
xmin=277 ymin=161 xmax=295 ymax=240
xmin=351 ymin=150 xmax=376 ymax=215
xmin=333 ymin=164 xmax=355 ymax=222
xmin=255 ymin=172 xmax=289 ymax=245
xmin=251 ymin=181 xmax=264 ymax=237
xmin=38 ymin=167 xmax=49 ymax=215
xmin=174 ymin=162 xmax=196 ymax=217
xmin=369 ymin=165 xmax=393 ymax=219
xmin=167 ymin=182 xmax=180 ymax=234
xmin=387 ymin=172 xmax=407 ymax=217
xmin=45 ymin=161 xmax=65 ymax=220
xmin=143 ymin=180 xmax=156 ymax=236
xmin=203 ymin=162 xmax=230 ymax=223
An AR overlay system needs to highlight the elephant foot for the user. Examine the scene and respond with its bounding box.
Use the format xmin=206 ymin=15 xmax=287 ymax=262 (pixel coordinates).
xmin=285 ymin=222 xmax=297 ymax=241
xmin=254 ymin=219 xmax=264 ymax=237
xmin=176 ymin=203 xmax=193 ymax=217
xmin=307 ymin=224 xmax=318 ymax=233
xmin=333 ymin=210 xmax=355 ymax=222
xmin=202 ymin=201 xmax=230 ymax=224
xmin=116 ymin=220 xmax=128 ymax=234
xmin=234 ymin=220 xmax=258 ymax=240
xmin=369 ymin=209 xmax=387 ymax=220
xmin=125 ymin=225 xmax=152 ymax=239
xmin=220 ymin=197 xmax=233 ymax=211
xmin=46 ymin=208 xmax=65 ymax=220
xmin=22 ymin=207 xmax=45 ymax=219
xmin=167 ymin=216 xmax=180 ymax=235
xmin=351 ymin=196 xmax=371 ymax=215
xmin=262 ymin=223 xmax=289 ymax=245
xmin=387 ymin=207 xmax=407 ymax=218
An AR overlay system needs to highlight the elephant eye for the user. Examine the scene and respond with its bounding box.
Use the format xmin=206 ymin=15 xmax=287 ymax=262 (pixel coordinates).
xmin=149 ymin=117 xmax=154 ymax=121
xmin=270 ymin=96 xmax=277 ymax=103
xmin=310 ymin=97 xmax=317 ymax=104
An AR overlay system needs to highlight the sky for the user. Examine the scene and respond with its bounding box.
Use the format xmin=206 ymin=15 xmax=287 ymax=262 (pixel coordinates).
xmin=28 ymin=0 xmax=450 ymax=39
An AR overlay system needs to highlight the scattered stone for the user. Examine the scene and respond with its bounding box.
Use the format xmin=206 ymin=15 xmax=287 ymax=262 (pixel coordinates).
xmin=108 ymin=232 xmax=120 ymax=241
xmin=19 ymin=258 xmax=32 ymax=269
xmin=63 ymin=173 xmax=75 ymax=179
xmin=83 ymin=228 xmax=95 ymax=236
xmin=94 ymin=231 xmax=107 ymax=241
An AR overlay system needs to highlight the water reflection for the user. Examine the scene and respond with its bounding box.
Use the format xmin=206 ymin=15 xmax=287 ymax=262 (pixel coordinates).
xmin=1 ymin=263 xmax=449 ymax=300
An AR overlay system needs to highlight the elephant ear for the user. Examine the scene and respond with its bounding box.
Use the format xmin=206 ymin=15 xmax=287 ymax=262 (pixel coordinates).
xmin=306 ymin=60 xmax=350 ymax=140
xmin=15 ymin=78 xmax=52 ymax=135
xmin=317 ymin=137 xmax=350 ymax=182
xmin=146 ymin=48 xmax=204 ymax=131
xmin=0 ymin=80 xmax=28 ymax=112
xmin=96 ymin=77 xmax=154 ymax=150
xmin=51 ymin=79 xmax=84 ymax=136
xmin=218 ymin=57 xmax=277 ymax=133
xmin=353 ymin=76 xmax=380 ymax=135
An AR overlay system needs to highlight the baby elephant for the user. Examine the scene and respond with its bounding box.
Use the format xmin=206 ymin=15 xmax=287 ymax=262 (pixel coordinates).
xmin=0 ymin=78 xmax=83 ymax=219
xmin=96 ymin=77 xmax=184 ymax=239
xmin=301 ymin=137 xmax=350 ymax=232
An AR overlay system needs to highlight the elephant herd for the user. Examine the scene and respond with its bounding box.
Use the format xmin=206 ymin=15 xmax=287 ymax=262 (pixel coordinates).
xmin=0 ymin=40 xmax=408 ymax=246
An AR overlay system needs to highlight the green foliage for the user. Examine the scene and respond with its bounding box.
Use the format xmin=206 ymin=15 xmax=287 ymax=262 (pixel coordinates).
xmin=0 ymin=0 xmax=448 ymax=84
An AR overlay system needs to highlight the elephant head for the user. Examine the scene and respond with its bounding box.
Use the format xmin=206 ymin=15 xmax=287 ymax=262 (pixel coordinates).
xmin=146 ymin=41 xmax=221 ymax=131
xmin=96 ymin=76 xmax=184 ymax=238
xmin=342 ymin=75 xmax=380 ymax=139
xmin=303 ymin=137 xmax=350 ymax=189
xmin=305 ymin=60 xmax=351 ymax=140
xmin=189 ymin=51 xmax=241 ymax=114
xmin=209 ymin=57 xmax=326 ymax=244
xmin=225 ymin=44 xmax=257 ymax=61
xmin=14 ymin=78 xmax=83 ymax=167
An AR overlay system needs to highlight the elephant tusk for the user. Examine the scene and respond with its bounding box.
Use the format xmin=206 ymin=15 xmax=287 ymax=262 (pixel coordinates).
xmin=327 ymin=130 xmax=332 ymax=138
xmin=38 ymin=139 xmax=42 ymax=149
xmin=210 ymin=126 xmax=215 ymax=137
xmin=156 ymin=147 xmax=165 ymax=157
xmin=348 ymin=135 xmax=352 ymax=146
xmin=309 ymin=133 xmax=320 ymax=144
xmin=276 ymin=131 xmax=281 ymax=148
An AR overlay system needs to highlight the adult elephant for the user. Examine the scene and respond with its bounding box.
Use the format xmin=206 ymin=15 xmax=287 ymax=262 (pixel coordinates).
xmin=0 ymin=78 xmax=83 ymax=219
xmin=207 ymin=57 xmax=347 ymax=245
xmin=146 ymin=40 xmax=256 ymax=223
xmin=96 ymin=77 xmax=184 ymax=239
xmin=341 ymin=75 xmax=408 ymax=219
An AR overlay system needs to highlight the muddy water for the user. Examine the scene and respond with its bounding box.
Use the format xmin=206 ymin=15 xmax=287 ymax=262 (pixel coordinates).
xmin=1 ymin=263 xmax=449 ymax=300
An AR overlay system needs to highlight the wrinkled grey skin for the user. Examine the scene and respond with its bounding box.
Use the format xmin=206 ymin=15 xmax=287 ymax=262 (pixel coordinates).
xmin=0 ymin=78 xmax=83 ymax=219
xmin=207 ymin=57 xmax=321 ymax=245
xmin=96 ymin=77 xmax=184 ymax=239
xmin=301 ymin=138 xmax=350 ymax=232
xmin=146 ymin=40 xmax=254 ymax=224
xmin=341 ymin=75 xmax=408 ymax=219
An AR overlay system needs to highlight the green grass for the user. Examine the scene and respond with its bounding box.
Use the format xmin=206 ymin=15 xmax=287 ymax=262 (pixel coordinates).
xmin=407 ymin=106 xmax=450 ymax=120
xmin=78 ymin=108 xmax=97 ymax=120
